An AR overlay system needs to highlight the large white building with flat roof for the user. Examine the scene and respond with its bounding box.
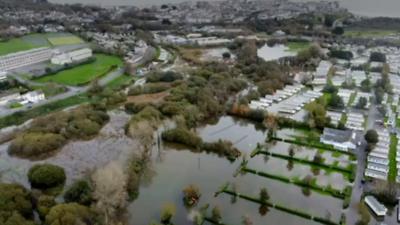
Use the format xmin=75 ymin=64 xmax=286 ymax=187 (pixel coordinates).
xmin=51 ymin=48 xmax=93 ymax=65
xmin=0 ymin=47 xmax=53 ymax=72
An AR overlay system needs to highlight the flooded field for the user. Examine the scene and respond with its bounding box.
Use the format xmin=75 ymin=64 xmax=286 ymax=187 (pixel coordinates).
xmin=0 ymin=110 xmax=138 ymax=187
xmin=257 ymin=44 xmax=296 ymax=61
xmin=127 ymin=116 xmax=348 ymax=225
xmin=201 ymin=47 xmax=235 ymax=62
xmin=0 ymin=113 xmax=352 ymax=225
xmin=267 ymin=141 xmax=353 ymax=168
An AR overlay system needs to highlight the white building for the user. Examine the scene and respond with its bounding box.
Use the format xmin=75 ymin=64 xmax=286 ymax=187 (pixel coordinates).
xmin=0 ymin=47 xmax=53 ymax=72
xmin=365 ymin=196 xmax=387 ymax=217
xmin=51 ymin=48 xmax=92 ymax=65
xmin=0 ymin=92 xmax=21 ymax=105
xmin=21 ymin=91 xmax=45 ymax=103
xmin=320 ymin=128 xmax=356 ymax=151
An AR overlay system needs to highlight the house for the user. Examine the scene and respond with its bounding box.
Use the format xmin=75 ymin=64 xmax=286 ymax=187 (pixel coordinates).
xmin=21 ymin=91 xmax=45 ymax=104
xmin=364 ymin=196 xmax=387 ymax=217
xmin=320 ymin=128 xmax=356 ymax=151
xmin=0 ymin=71 xmax=7 ymax=82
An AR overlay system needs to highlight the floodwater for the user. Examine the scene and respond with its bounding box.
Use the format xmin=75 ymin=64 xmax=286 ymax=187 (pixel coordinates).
xmin=0 ymin=113 xmax=349 ymax=225
xmin=201 ymin=47 xmax=235 ymax=62
xmin=127 ymin=116 xmax=345 ymax=224
xmin=0 ymin=110 xmax=139 ymax=187
xmin=257 ymin=44 xmax=296 ymax=62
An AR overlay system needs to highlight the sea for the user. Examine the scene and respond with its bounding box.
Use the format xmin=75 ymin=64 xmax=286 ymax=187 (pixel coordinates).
xmin=48 ymin=0 xmax=400 ymax=18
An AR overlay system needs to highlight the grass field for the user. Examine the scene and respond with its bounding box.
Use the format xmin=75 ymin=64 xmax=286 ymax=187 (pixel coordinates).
xmin=107 ymin=75 xmax=134 ymax=89
xmin=286 ymin=41 xmax=311 ymax=52
xmin=48 ymin=36 xmax=84 ymax=46
xmin=344 ymin=29 xmax=399 ymax=38
xmin=388 ymin=135 xmax=398 ymax=182
xmin=0 ymin=33 xmax=85 ymax=56
xmin=0 ymin=38 xmax=42 ymax=56
xmin=36 ymin=54 xmax=122 ymax=86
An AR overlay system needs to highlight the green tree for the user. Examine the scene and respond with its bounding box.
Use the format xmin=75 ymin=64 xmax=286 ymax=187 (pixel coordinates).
xmin=355 ymin=97 xmax=368 ymax=109
xmin=259 ymin=187 xmax=270 ymax=203
xmin=360 ymin=79 xmax=371 ymax=92
xmin=364 ymin=129 xmax=379 ymax=144
xmin=332 ymin=27 xmax=344 ymax=35
xmin=306 ymin=102 xmax=328 ymax=129
xmin=329 ymin=93 xmax=345 ymax=109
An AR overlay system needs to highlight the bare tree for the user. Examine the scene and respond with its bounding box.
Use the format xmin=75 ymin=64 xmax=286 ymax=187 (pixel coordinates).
xmin=92 ymin=161 xmax=128 ymax=225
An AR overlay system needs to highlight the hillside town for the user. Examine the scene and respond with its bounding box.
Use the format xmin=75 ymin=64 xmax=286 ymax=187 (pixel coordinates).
xmin=0 ymin=0 xmax=400 ymax=225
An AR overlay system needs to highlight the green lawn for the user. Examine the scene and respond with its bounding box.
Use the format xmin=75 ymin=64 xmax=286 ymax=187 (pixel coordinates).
xmin=286 ymin=41 xmax=311 ymax=52
xmin=344 ymin=29 xmax=399 ymax=38
xmin=48 ymin=36 xmax=84 ymax=46
xmin=388 ymin=135 xmax=398 ymax=182
xmin=0 ymin=38 xmax=41 ymax=56
xmin=107 ymin=75 xmax=134 ymax=89
xmin=36 ymin=54 xmax=122 ymax=86
xmin=0 ymin=33 xmax=85 ymax=56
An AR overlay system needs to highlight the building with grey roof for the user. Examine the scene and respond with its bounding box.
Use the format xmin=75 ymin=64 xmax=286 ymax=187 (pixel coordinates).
xmin=320 ymin=128 xmax=356 ymax=152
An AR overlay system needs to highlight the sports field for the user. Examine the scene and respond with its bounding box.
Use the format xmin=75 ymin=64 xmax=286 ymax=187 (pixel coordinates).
xmin=0 ymin=33 xmax=85 ymax=56
xmin=36 ymin=54 xmax=122 ymax=86
xmin=0 ymin=37 xmax=43 ymax=56
xmin=48 ymin=36 xmax=84 ymax=46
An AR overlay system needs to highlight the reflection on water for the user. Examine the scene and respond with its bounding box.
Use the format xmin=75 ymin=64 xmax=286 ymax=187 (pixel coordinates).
xmin=127 ymin=116 xmax=344 ymax=225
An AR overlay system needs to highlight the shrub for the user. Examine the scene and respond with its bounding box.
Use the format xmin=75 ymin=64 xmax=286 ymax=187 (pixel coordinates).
xmin=66 ymin=119 xmax=101 ymax=138
xmin=0 ymin=212 xmax=35 ymax=225
xmin=162 ymin=128 xmax=202 ymax=149
xmin=182 ymin=184 xmax=201 ymax=207
xmin=124 ymin=102 xmax=148 ymax=114
xmin=247 ymin=109 xmax=265 ymax=122
xmin=211 ymin=206 xmax=222 ymax=222
xmin=329 ymin=50 xmax=353 ymax=60
xmin=147 ymin=71 xmax=183 ymax=83
xmin=64 ymin=180 xmax=93 ymax=206
xmin=37 ymin=195 xmax=56 ymax=219
xmin=160 ymin=203 xmax=176 ymax=224
xmin=128 ymin=83 xmax=170 ymax=96
xmin=202 ymin=140 xmax=241 ymax=160
xmin=28 ymin=164 xmax=66 ymax=190
xmin=45 ymin=203 xmax=94 ymax=225
xmin=8 ymin=132 xmax=66 ymax=158
xmin=0 ymin=183 xmax=32 ymax=218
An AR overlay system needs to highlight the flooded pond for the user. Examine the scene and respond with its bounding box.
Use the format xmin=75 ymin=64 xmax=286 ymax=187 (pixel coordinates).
xmin=201 ymin=47 xmax=235 ymax=62
xmin=127 ymin=116 xmax=345 ymax=224
xmin=257 ymin=44 xmax=296 ymax=61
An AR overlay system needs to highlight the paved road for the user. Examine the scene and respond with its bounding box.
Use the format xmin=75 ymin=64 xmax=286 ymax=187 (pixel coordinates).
xmin=0 ymin=67 xmax=125 ymax=117
xmin=344 ymin=100 xmax=379 ymax=225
